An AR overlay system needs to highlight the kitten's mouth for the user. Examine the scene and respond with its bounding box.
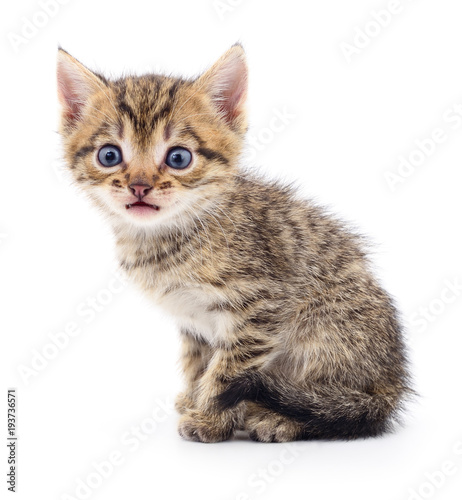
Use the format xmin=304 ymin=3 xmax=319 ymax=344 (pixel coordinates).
xmin=125 ymin=201 xmax=159 ymax=211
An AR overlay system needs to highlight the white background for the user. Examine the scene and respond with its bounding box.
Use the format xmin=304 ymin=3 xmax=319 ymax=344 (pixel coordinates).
xmin=1 ymin=1 xmax=462 ymax=499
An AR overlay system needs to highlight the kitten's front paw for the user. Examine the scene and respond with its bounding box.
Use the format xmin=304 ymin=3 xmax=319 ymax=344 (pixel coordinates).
xmin=178 ymin=410 xmax=234 ymax=443
xmin=175 ymin=391 xmax=195 ymax=414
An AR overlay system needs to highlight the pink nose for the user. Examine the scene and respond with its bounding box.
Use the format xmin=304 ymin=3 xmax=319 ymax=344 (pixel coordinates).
xmin=129 ymin=184 xmax=152 ymax=198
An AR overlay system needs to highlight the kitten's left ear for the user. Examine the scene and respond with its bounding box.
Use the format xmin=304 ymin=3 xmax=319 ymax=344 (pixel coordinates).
xmin=195 ymin=44 xmax=248 ymax=133
xmin=57 ymin=48 xmax=107 ymax=127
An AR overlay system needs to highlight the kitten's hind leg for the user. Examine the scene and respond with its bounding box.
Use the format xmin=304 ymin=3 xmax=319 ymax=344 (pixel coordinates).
xmin=244 ymin=402 xmax=305 ymax=443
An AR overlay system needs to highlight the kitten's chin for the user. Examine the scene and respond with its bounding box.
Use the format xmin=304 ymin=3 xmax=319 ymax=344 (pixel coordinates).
xmin=94 ymin=191 xmax=216 ymax=234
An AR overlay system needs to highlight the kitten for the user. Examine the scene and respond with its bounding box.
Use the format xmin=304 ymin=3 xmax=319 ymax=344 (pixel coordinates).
xmin=56 ymin=44 xmax=411 ymax=442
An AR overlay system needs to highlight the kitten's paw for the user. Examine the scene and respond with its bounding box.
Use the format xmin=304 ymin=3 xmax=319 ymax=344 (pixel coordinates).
xmin=178 ymin=410 xmax=234 ymax=443
xmin=175 ymin=392 xmax=195 ymax=414
xmin=246 ymin=413 xmax=301 ymax=443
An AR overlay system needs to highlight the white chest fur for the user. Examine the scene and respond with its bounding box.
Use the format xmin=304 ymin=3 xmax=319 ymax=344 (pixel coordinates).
xmin=115 ymin=231 xmax=236 ymax=346
xmin=152 ymin=284 xmax=236 ymax=346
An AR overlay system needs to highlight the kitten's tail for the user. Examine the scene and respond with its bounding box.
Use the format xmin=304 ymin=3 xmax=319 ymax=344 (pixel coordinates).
xmin=216 ymin=372 xmax=409 ymax=439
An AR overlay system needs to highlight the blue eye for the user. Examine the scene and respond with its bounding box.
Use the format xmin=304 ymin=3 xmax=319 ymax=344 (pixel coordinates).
xmin=165 ymin=147 xmax=192 ymax=169
xmin=98 ymin=145 xmax=123 ymax=167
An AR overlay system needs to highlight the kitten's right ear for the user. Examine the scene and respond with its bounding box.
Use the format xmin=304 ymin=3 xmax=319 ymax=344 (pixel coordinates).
xmin=57 ymin=49 xmax=106 ymax=126
xmin=195 ymin=44 xmax=248 ymax=133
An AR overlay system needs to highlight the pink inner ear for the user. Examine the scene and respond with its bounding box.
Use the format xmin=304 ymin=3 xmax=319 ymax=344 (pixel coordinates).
xmin=207 ymin=50 xmax=248 ymax=127
xmin=57 ymin=55 xmax=95 ymax=124
xmin=218 ymin=69 xmax=247 ymax=124
xmin=57 ymin=75 xmax=83 ymax=122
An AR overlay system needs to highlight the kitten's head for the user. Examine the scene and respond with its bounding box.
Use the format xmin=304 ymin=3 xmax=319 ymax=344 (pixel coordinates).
xmin=57 ymin=45 xmax=248 ymax=230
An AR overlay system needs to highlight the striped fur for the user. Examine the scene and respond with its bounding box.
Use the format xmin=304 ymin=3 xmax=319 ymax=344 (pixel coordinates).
xmin=57 ymin=45 xmax=411 ymax=442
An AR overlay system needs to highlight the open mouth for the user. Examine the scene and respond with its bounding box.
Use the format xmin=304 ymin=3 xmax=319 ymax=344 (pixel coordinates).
xmin=125 ymin=201 xmax=159 ymax=211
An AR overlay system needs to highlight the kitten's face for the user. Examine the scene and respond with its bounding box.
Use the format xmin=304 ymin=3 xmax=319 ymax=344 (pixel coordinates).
xmin=57 ymin=46 xmax=248 ymax=230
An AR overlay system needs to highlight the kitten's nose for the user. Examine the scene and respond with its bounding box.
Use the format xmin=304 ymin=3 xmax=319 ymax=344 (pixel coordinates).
xmin=129 ymin=184 xmax=152 ymax=199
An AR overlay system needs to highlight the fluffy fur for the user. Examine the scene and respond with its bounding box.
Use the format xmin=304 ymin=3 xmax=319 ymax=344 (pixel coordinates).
xmin=57 ymin=45 xmax=411 ymax=442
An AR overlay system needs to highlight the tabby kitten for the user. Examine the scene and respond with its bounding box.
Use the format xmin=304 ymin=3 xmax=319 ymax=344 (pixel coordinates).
xmin=57 ymin=44 xmax=410 ymax=442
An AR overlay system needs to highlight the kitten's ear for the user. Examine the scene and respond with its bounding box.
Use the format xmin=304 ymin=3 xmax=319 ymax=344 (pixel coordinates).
xmin=196 ymin=44 xmax=248 ymax=132
xmin=57 ymin=48 xmax=106 ymax=126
